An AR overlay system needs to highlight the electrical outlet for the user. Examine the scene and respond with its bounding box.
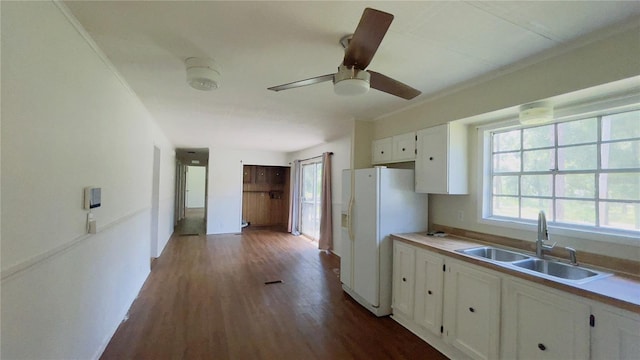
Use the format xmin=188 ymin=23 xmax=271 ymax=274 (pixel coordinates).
xmin=457 ymin=210 xmax=464 ymax=222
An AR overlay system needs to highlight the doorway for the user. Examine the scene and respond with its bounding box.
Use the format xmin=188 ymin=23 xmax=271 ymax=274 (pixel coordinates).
xmin=241 ymin=165 xmax=290 ymax=231
xmin=150 ymin=146 xmax=161 ymax=264
xmin=175 ymin=148 xmax=209 ymax=236
xmin=299 ymin=160 xmax=322 ymax=240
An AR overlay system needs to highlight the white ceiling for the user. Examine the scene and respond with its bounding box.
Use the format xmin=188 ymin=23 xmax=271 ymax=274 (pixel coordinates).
xmin=64 ymin=1 xmax=640 ymax=153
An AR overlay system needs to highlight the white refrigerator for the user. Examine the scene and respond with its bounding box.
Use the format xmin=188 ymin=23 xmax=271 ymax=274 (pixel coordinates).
xmin=340 ymin=167 xmax=428 ymax=317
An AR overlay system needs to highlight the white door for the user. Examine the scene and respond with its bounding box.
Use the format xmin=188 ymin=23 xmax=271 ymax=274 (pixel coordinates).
xmin=352 ymin=169 xmax=379 ymax=306
xmin=150 ymin=146 xmax=160 ymax=259
xmin=186 ymin=166 xmax=206 ymax=208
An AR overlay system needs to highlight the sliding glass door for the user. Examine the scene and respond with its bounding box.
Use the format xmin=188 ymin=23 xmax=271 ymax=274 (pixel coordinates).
xmin=300 ymin=160 xmax=322 ymax=240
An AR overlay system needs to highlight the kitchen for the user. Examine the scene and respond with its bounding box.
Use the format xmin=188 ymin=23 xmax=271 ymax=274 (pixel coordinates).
xmin=2 ymin=2 xmax=639 ymax=359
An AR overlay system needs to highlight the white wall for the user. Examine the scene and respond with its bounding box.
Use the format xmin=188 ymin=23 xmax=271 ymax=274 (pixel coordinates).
xmin=1 ymin=2 xmax=174 ymax=358
xmin=370 ymin=22 xmax=640 ymax=261
xmin=207 ymin=148 xmax=288 ymax=234
xmin=373 ymin=22 xmax=640 ymax=138
xmin=287 ymin=135 xmax=352 ymax=256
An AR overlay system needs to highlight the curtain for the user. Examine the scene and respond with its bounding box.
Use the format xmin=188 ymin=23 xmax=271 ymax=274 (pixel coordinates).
xmin=289 ymin=160 xmax=301 ymax=235
xmin=318 ymin=152 xmax=333 ymax=250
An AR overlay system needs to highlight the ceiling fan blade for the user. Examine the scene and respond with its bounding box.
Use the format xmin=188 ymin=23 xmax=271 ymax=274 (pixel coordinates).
xmin=369 ymin=71 xmax=421 ymax=100
xmin=268 ymin=74 xmax=334 ymax=92
xmin=343 ymin=8 xmax=394 ymax=70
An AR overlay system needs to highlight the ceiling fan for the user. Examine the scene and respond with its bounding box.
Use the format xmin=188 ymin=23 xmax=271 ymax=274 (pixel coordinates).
xmin=268 ymin=8 xmax=421 ymax=100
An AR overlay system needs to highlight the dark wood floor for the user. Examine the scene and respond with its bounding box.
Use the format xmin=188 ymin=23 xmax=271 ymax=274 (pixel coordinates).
xmin=102 ymin=230 xmax=448 ymax=359
xmin=177 ymin=208 xmax=206 ymax=236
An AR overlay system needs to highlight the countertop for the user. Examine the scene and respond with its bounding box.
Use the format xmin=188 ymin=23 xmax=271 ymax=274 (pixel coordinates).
xmin=392 ymin=232 xmax=640 ymax=313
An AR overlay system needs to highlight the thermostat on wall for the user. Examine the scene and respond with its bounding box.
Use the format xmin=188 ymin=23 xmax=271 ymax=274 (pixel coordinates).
xmin=84 ymin=187 xmax=102 ymax=209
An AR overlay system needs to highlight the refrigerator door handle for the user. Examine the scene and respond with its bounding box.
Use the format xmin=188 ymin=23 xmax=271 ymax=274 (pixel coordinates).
xmin=348 ymin=197 xmax=355 ymax=241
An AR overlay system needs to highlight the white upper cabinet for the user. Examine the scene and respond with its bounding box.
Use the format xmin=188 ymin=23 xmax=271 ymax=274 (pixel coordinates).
xmin=372 ymin=132 xmax=416 ymax=164
xmin=392 ymin=132 xmax=416 ymax=162
xmin=372 ymin=137 xmax=393 ymax=164
xmin=415 ymin=123 xmax=468 ymax=194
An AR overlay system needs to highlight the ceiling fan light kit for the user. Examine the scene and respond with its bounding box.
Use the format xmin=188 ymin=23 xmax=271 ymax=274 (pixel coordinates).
xmin=267 ymin=8 xmax=421 ymax=100
xmin=333 ymin=65 xmax=370 ymax=96
xmin=186 ymin=57 xmax=220 ymax=91
xmin=519 ymin=102 xmax=554 ymax=125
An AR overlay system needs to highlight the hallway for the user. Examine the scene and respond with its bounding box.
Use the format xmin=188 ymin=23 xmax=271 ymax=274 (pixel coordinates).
xmin=176 ymin=208 xmax=206 ymax=236
xmin=101 ymin=230 xmax=447 ymax=359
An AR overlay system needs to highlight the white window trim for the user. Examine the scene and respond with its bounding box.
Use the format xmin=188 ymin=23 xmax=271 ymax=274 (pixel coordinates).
xmin=476 ymin=94 xmax=640 ymax=247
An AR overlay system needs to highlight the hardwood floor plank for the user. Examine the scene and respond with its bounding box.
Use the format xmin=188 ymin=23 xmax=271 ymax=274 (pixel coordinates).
xmin=101 ymin=230 xmax=448 ymax=359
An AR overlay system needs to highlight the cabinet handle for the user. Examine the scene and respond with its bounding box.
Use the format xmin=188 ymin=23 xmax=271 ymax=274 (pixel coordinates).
xmin=427 ymin=290 xmax=432 ymax=295
xmin=538 ymin=343 xmax=546 ymax=351
xmin=468 ymin=307 xmax=475 ymax=313
xmin=402 ymin=147 xmax=406 ymax=151
xmin=402 ymin=277 xmax=406 ymax=282
xmin=429 ymin=156 xmax=434 ymax=161
xmin=381 ymin=151 xmax=385 ymax=154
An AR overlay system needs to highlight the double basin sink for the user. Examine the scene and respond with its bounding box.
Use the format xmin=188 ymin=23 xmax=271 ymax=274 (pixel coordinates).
xmin=456 ymin=246 xmax=612 ymax=284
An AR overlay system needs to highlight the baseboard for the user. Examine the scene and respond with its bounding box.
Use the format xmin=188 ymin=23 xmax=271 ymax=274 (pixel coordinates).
xmin=91 ymin=277 xmax=146 ymax=360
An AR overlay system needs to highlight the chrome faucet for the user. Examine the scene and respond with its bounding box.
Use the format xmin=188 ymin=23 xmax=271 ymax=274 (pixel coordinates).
xmin=536 ymin=211 xmax=556 ymax=258
xmin=565 ymin=247 xmax=578 ymax=265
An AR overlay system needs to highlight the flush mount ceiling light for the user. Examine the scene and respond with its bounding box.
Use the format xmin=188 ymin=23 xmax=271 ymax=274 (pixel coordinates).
xmin=185 ymin=57 xmax=220 ymax=91
xmin=333 ymin=65 xmax=370 ymax=96
xmin=519 ymin=102 xmax=554 ymax=125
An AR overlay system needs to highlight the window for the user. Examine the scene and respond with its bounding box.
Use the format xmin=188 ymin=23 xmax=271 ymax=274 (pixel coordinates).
xmin=485 ymin=109 xmax=640 ymax=235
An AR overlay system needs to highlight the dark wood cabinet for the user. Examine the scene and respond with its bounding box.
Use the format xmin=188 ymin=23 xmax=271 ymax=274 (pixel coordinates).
xmin=242 ymin=165 xmax=290 ymax=228
xmin=243 ymin=166 xmax=254 ymax=184
xmin=271 ymin=167 xmax=285 ymax=184
xmin=255 ymin=166 xmax=268 ymax=184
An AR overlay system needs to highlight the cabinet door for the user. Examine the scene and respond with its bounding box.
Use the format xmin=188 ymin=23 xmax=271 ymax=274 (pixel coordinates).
xmin=392 ymin=241 xmax=416 ymax=317
xmin=502 ymin=279 xmax=590 ymax=360
xmin=392 ymin=133 xmax=416 ymax=162
xmin=271 ymin=167 xmax=285 ymax=184
xmin=591 ymin=304 xmax=640 ymax=360
xmin=414 ymin=248 xmax=444 ymax=336
xmin=255 ymin=166 xmax=268 ymax=184
xmin=415 ymin=125 xmax=448 ymax=193
xmin=372 ymin=137 xmax=393 ymax=164
xmin=243 ymin=165 xmax=254 ymax=184
xmin=443 ymin=261 xmax=501 ymax=360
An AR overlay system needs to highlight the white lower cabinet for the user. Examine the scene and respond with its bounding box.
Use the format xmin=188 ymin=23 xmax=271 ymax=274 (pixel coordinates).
xmin=392 ymin=241 xmax=416 ymax=317
xmin=391 ymin=239 xmax=639 ymax=360
xmin=443 ymin=259 xmax=501 ymax=360
xmin=502 ymin=278 xmax=590 ymax=359
xmin=393 ymin=242 xmax=501 ymax=360
xmin=591 ymin=303 xmax=640 ymax=360
xmin=414 ymin=249 xmax=444 ymax=336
